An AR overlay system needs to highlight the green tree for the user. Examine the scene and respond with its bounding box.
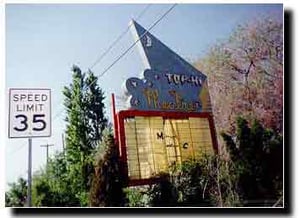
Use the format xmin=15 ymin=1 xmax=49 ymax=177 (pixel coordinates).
xmin=64 ymin=66 xmax=107 ymax=155
xmin=32 ymin=172 xmax=55 ymax=207
xmin=89 ymin=131 xmax=126 ymax=207
xmin=221 ymin=117 xmax=283 ymax=206
xmin=31 ymin=152 xmax=80 ymax=207
xmin=63 ymin=65 xmax=108 ymax=206
xmin=5 ymin=178 xmax=27 ymax=207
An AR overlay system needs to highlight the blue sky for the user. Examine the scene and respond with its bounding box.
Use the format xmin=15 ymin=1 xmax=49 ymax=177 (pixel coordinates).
xmin=5 ymin=3 xmax=283 ymax=187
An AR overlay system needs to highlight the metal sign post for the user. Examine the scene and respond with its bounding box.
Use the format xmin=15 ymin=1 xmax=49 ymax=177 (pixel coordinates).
xmin=27 ymin=138 xmax=32 ymax=207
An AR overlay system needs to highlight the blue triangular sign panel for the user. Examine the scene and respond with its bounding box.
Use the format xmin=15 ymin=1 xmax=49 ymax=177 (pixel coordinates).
xmin=125 ymin=20 xmax=212 ymax=112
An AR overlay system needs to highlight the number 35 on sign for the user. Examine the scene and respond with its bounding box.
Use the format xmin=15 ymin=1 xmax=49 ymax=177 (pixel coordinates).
xmin=8 ymin=88 xmax=51 ymax=138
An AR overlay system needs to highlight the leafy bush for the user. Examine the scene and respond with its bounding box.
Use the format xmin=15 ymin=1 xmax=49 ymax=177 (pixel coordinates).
xmin=221 ymin=117 xmax=283 ymax=206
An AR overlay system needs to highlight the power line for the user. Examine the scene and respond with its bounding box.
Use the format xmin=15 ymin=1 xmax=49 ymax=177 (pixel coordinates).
xmin=135 ymin=4 xmax=152 ymax=21
xmin=89 ymin=4 xmax=152 ymax=69
xmin=98 ymin=4 xmax=177 ymax=79
xmin=87 ymin=4 xmax=177 ymax=90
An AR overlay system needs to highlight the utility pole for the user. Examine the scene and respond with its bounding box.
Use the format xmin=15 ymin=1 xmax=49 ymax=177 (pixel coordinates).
xmin=40 ymin=143 xmax=54 ymax=164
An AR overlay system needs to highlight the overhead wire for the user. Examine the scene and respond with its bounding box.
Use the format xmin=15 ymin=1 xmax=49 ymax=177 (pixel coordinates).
xmin=86 ymin=4 xmax=177 ymax=89
xmin=89 ymin=4 xmax=152 ymax=69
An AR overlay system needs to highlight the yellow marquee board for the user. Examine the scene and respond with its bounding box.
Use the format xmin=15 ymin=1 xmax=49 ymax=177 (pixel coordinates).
xmin=117 ymin=111 xmax=218 ymax=185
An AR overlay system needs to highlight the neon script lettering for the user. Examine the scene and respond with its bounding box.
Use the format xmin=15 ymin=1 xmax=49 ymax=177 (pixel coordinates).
xmin=143 ymin=88 xmax=201 ymax=112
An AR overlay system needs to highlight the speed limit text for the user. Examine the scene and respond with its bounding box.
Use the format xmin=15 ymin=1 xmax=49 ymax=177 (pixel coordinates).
xmin=13 ymin=93 xmax=48 ymax=112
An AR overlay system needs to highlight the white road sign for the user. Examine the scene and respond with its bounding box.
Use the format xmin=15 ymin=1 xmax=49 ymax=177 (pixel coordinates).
xmin=8 ymin=88 xmax=51 ymax=138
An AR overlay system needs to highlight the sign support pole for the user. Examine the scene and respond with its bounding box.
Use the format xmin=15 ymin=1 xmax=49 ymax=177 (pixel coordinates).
xmin=27 ymin=137 xmax=32 ymax=207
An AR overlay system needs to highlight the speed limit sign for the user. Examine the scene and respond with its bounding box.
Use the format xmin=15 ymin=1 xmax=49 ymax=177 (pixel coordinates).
xmin=8 ymin=88 xmax=51 ymax=138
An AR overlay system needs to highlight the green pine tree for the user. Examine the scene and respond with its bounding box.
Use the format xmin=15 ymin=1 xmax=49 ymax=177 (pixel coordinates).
xmin=62 ymin=65 xmax=108 ymax=206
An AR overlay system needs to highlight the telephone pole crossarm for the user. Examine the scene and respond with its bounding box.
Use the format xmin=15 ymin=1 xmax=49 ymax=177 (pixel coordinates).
xmin=40 ymin=143 xmax=54 ymax=164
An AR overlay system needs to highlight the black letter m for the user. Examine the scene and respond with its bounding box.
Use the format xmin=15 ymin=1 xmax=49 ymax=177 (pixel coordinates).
xmin=157 ymin=132 xmax=164 ymax=140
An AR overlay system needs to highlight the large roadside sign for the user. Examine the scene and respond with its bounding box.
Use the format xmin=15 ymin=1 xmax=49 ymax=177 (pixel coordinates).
xmin=112 ymin=21 xmax=218 ymax=186
xmin=8 ymin=88 xmax=51 ymax=138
